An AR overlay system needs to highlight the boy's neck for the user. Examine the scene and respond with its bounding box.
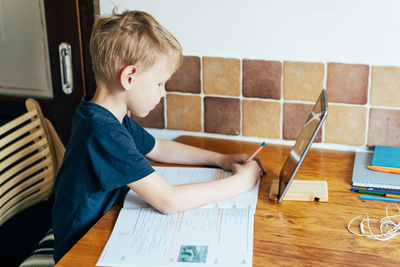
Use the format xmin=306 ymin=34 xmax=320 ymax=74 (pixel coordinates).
xmin=91 ymin=82 xmax=127 ymax=123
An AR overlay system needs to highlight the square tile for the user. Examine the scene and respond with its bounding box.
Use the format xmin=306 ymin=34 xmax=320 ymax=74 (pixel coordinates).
xmin=242 ymin=100 xmax=280 ymax=139
xmin=203 ymin=57 xmax=240 ymax=96
xmin=166 ymin=94 xmax=202 ymax=131
xmin=283 ymin=61 xmax=325 ymax=101
xmin=204 ymin=97 xmax=240 ymax=135
xmin=242 ymin=59 xmax=281 ymax=99
xmin=132 ymin=100 xmax=164 ymax=129
xmin=326 ymin=63 xmax=369 ymax=104
xmin=370 ymin=66 xmax=400 ymax=107
xmin=166 ymin=56 xmax=201 ymax=93
xmin=283 ymin=103 xmax=322 ymax=142
xmin=325 ymin=105 xmax=367 ymax=146
xmin=368 ymin=108 xmax=400 ymax=146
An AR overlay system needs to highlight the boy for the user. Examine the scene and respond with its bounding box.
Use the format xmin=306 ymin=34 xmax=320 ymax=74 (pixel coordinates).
xmin=52 ymin=10 xmax=265 ymax=263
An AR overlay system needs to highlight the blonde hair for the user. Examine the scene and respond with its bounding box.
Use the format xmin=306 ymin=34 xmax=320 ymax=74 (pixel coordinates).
xmin=90 ymin=9 xmax=182 ymax=84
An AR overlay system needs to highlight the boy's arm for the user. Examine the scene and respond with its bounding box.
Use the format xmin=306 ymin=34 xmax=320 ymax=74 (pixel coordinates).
xmin=127 ymin=160 xmax=261 ymax=214
xmin=146 ymin=138 xmax=266 ymax=172
xmin=146 ymin=138 xmax=224 ymax=166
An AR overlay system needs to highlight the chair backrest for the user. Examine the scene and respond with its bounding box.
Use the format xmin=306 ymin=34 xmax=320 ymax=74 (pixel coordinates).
xmin=0 ymin=99 xmax=65 ymax=227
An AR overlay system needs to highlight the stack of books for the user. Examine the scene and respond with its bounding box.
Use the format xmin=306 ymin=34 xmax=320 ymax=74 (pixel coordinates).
xmin=351 ymin=146 xmax=400 ymax=202
xmin=368 ymin=146 xmax=400 ymax=174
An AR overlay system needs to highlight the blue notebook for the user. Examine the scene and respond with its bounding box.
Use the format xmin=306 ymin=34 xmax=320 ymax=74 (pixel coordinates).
xmin=371 ymin=146 xmax=400 ymax=168
xmin=352 ymin=151 xmax=400 ymax=190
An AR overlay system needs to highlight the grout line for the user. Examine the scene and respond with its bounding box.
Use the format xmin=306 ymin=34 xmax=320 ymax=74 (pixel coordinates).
xmin=239 ymin=59 xmax=243 ymax=136
xmin=322 ymin=62 xmax=328 ymax=143
xmin=280 ymin=61 xmax=284 ymax=140
xmin=200 ymin=56 xmax=204 ymax=132
xmin=365 ymin=65 xmax=372 ymax=146
xmin=164 ymin=93 xmax=167 ymax=128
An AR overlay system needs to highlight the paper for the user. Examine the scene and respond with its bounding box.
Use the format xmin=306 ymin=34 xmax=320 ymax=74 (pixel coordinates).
xmin=97 ymin=207 xmax=254 ymax=266
xmin=97 ymin=166 xmax=259 ymax=266
xmin=124 ymin=167 xmax=260 ymax=210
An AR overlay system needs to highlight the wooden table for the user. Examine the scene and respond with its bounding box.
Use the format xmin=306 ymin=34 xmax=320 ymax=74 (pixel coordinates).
xmin=57 ymin=136 xmax=400 ymax=266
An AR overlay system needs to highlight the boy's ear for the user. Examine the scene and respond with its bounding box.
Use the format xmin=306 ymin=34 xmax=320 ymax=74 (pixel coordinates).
xmin=120 ymin=65 xmax=137 ymax=90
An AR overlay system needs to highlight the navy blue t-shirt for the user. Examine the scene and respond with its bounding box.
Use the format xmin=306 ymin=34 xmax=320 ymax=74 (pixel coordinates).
xmin=52 ymin=97 xmax=155 ymax=263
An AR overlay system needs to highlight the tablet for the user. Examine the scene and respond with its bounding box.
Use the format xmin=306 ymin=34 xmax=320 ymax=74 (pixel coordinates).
xmin=277 ymin=89 xmax=328 ymax=203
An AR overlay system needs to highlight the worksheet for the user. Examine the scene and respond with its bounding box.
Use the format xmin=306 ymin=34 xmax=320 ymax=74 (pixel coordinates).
xmin=97 ymin=207 xmax=254 ymax=266
xmin=123 ymin=166 xmax=260 ymax=210
xmin=97 ymin=166 xmax=260 ymax=266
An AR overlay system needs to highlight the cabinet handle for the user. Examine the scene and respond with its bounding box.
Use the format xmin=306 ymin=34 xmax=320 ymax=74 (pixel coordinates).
xmin=58 ymin=42 xmax=73 ymax=94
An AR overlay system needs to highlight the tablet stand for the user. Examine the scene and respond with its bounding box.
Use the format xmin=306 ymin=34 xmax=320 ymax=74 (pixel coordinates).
xmin=269 ymin=180 xmax=328 ymax=202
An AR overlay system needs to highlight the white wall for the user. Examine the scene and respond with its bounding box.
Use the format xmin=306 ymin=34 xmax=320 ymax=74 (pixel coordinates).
xmin=100 ymin=0 xmax=400 ymax=66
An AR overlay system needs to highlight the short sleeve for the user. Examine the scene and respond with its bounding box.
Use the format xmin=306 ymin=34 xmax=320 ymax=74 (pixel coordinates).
xmin=123 ymin=116 xmax=155 ymax=155
xmin=88 ymin=126 xmax=154 ymax=191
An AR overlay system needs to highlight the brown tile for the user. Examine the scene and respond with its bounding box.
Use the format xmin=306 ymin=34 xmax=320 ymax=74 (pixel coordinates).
xmin=242 ymin=100 xmax=280 ymax=139
xmin=166 ymin=56 xmax=201 ymax=93
xmin=326 ymin=63 xmax=369 ymax=104
xmin=325 ymin=105 xmax=367 ymax=146
xmin=283 ymin=103 xmax=322 ymax=142
xmin=203 ymin=57 xmax=240 ymax=96
xmin=242 ymin=59 xmax=281 ymax=99
xmin=283 ymin=61 xmax=325 ymax=101
xmin=368 ymin=108 xmax=400 ymax=146
xmin=370 ymin=66 xmax=400 ymax=107
xmin=166 ymin=94 xmax=202 ymax=131
xmin=204 ymin=97 xmax=240 ymax=135
xmin=132 ymin=100 xmax=164 ymax=128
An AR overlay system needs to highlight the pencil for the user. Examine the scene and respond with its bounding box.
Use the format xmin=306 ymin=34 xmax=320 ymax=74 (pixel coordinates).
xmin=350 ymin=187 xmax=400 ymax=195
xmin=367 ymin=165 xmax=400 ymax=174
xmin=360 ymin=195 xmax=400 ymax=203
xmin=246 ymin=141 xmax=267 ymax=162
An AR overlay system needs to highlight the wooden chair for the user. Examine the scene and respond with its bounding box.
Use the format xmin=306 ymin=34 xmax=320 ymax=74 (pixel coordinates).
xmin=0 ymin=98 xmax=65 ymax=227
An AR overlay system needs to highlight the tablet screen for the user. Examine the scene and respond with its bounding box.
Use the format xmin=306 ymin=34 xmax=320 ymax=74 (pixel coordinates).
xmin=277 ymin=89 xmax=328 ymax=203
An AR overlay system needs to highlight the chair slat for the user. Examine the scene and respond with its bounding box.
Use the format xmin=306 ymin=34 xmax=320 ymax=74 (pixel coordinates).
xmin=1 ymin=152 xmax=52 ymax=189
xmin=0 ymin=137 xmax=48 ymax=171
xmin=0 ymin=119 xmax=41 ymax=149
xmin=0 ymin=165 xmax=54 ymax=199
xmin=0 ymin=167 xmax=53 ymax=201
xmin=0 ymin=179 xmax=53 ymax=220
xmin=0 ymin=109 xmax=38 ymax=136
xmin=0 ymin=98 xmax=64 ymax=227
xmin=0 ymin=128 xmax=45 ymax=161
xmin=0 ymin=185 xmax=52 ymax=227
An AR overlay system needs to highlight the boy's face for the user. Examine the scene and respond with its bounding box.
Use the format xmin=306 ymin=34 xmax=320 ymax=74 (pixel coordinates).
xmin=127 ymin=58 xmax=172 ymax=117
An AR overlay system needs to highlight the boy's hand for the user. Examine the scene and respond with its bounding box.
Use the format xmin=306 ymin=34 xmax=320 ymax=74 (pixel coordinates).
xmin=219 ymin=154 xmax=266 ymax=175
xmin=232 ymin=161 xmax=262 ymax=189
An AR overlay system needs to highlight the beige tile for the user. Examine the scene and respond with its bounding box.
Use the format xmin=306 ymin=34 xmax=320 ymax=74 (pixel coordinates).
xmin=242 ymin=100 xmax=280 ymax=139
xmin=325 ymin=105 xmax=367 ymax=146
xmin=370 ymin=66 xmax=400 ymax=107
xmin=283 ymin=61 xmax=325 ymax=101
xmin=326 ymin=63 xmax=369 ymax=104
xmin=166 ymin=94 xmax=202 ymax=131
xmin=203 ymin=57 xmax=240 ymax=96
xmin=368 ymin=108 xmax=400 ymax=146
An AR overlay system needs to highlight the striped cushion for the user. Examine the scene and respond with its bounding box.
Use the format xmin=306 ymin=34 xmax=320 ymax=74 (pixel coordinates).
xmin=19 ymin=229 xmax=54 ymax=267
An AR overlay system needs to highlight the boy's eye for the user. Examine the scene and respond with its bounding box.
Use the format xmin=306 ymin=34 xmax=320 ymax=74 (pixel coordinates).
xmin=158 ymin=82 xmax=165 ymax=87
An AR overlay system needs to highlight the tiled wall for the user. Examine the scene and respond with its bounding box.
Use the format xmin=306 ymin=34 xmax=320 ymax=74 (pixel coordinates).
xmin=134 ymin=56 xmax=400 ymax=147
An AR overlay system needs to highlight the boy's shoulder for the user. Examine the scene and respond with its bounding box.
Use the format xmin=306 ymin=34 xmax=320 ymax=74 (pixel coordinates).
xmin=74 ymin=97 xmax=120 ymax=126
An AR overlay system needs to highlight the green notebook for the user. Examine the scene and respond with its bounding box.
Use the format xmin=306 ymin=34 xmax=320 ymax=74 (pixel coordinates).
xmin=371 ymin=146 xmax=400 ymax=168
